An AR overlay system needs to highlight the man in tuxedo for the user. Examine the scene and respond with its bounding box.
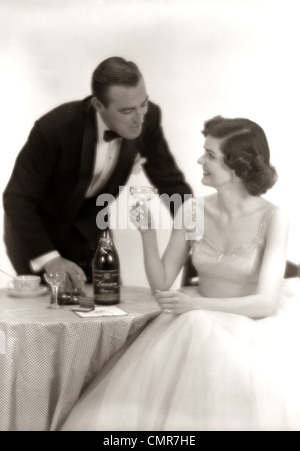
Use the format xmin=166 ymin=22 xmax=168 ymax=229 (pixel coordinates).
xmin=3 ymin=57 xmax=192 ymax=288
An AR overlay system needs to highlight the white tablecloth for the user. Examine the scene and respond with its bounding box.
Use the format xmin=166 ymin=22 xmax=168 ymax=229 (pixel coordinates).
xmin=0 ymin=285 xmax=160 ymax=431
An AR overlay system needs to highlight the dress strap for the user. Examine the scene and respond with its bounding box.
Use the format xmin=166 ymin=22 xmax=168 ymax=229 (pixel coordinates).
xmin=256 ymin=205 xmax=275 ymax=245
xmin=179 ymin=196 xmax=204 ymax=242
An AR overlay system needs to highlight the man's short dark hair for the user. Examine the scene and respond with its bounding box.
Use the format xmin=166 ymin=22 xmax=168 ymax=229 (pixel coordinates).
xmin=91 ymin=57 xmax=143 ymax=107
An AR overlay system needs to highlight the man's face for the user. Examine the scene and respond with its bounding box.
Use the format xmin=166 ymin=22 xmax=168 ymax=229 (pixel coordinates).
xmin=94 ymin=79 xmax=149 ymax=140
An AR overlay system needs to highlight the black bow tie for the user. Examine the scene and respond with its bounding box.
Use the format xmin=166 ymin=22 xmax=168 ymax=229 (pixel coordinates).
xmin=103 ymin=130 xmax=121 ymax=142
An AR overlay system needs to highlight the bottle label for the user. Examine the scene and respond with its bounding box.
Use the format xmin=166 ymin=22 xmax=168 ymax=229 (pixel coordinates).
xmin=93 ymin=269 xmax=120 ymax=305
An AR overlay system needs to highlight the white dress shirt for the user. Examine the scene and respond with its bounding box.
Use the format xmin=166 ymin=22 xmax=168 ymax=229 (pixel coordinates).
xmin=85 ymin=112 xmax=121 ymax=198
xmin=30 ymin=111 xmax=121 ymax=272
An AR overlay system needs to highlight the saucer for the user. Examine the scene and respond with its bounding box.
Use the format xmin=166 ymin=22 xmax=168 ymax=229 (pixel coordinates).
xmin=6 ymin=286 xmax=49 ymax=298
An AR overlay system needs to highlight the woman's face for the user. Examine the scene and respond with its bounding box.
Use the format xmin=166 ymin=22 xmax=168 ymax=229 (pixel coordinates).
xmin=197 ymin=135 xmax=234 ymax=188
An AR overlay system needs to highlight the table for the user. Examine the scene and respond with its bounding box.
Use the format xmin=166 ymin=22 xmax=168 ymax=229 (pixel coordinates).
xmin=0 ymin=285 xmax=160 ymax=431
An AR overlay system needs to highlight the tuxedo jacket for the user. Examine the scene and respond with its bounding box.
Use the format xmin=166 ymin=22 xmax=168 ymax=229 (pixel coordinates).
xmin=3 ymin=96 xmax=192 ymax=273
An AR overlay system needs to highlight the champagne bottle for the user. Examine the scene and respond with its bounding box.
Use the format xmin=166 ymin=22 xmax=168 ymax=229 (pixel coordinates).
xmin=93 ymin=222 xmax=120 ymax=306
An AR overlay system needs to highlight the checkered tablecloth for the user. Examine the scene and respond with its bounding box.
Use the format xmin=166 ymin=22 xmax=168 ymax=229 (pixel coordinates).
xmin=0 ymin=285 xmax=160 ymax=431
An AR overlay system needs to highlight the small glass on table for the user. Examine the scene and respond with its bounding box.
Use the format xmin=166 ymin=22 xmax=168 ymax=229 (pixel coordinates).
xmin=44 ymin=272 xmax=65 ymax=309
xmin=58 ymin=277 xmax=86 ymax=305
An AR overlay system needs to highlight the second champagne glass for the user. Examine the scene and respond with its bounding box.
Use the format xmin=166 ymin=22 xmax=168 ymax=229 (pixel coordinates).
xmin=44 ymin=272 xmax=65 ymax=309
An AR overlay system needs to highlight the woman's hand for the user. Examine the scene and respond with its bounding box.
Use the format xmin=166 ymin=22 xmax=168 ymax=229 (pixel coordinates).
xmin=155 ymin=289 xmax=200 ymax=315
xmin=129 ymin=203 xmax=154 ymax=233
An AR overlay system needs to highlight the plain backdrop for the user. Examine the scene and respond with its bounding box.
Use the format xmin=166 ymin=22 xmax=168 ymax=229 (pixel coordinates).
xmin=1 ymin=0 xmax=299 ymax=288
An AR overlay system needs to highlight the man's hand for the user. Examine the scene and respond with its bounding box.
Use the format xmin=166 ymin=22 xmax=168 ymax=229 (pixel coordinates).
xmin=43 ymin=257 xmax=87 ymax=292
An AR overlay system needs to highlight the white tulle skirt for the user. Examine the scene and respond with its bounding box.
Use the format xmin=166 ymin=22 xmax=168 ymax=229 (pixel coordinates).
xmin=61 ymin=281 xmax=300 ymax=431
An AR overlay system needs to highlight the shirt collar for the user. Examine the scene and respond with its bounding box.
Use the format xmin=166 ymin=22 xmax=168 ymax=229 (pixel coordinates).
xmin=96 ymin=111 xmax=110 ymax=143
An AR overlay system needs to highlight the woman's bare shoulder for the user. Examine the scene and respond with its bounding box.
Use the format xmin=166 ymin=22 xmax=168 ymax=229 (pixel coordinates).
xmin=263 ymin=201 xmax=290 ymax=239
xmin=264 ymin=200 xmax=289 ymax=221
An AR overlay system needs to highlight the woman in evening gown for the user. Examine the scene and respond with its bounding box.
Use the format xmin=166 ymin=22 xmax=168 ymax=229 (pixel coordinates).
xmin=61 ymin=115 xmax=300 ymax=431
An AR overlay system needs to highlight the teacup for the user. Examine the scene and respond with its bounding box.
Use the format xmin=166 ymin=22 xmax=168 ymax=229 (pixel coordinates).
xmin=7 ymin=275 xmax=41 ymax=292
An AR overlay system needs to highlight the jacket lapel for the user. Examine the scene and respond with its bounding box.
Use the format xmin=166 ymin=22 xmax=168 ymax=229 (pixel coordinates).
xmin=98 ymin=138 xmax=138 ymax=196
xmin=72 ymin=99 xmax=97 ymax=208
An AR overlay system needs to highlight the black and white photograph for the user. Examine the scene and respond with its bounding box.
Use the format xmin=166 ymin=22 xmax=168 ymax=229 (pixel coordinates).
xmin=0 ymin=0 xmax=300 ymax=433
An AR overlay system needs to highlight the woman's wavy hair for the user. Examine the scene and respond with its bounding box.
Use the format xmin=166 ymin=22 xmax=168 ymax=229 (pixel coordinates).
xmin=202 ymin=116 xmax=278 ymax=196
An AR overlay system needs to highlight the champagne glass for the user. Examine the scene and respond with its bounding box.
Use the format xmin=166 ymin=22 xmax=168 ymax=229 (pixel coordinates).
xmin=130 ymin=186 xmax=158 ymax=202
xmin=44 ymin=272 xmax=65 ymax=309
xmin=129 ymin=186 xmax=158 ymax=225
